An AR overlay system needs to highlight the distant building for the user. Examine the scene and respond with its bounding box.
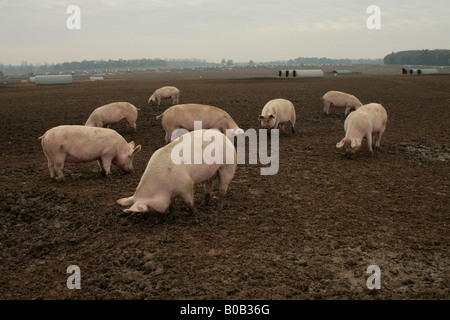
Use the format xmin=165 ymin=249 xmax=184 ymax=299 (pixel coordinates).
xmin=331 ymin=70 xmax=352 ymax=75
xmin=35 ymin=74 xmax=72 ymax=85
xmin=401 ymin=68 xmax=439 ymax=75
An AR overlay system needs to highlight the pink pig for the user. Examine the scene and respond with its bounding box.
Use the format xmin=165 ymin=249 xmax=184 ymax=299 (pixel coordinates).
xmin=39 ymin=125 xmax=141 ymax=180
xmin=321 ymin=91 xmax=363 ymax=115
xmin=156 ymin=103 xmax=244 ymax=144
xmin=258 ymin=98 xmax=296 ymax=133
xmin=85 ymin=102 xmax=139 ymax=132
xmin=148 ymin=86 xmax=180 ymax=106
xmin=336 ymin=103 xmax=388 ymax=158
xmin=117 ymin=129 xmax=237 ymax=221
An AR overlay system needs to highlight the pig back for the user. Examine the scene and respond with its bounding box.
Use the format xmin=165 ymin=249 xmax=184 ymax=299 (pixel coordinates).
xmin=41 ymin=125 xmax=127 ymax=153
xmin=161 ymin=104 xmax=238 ymax=131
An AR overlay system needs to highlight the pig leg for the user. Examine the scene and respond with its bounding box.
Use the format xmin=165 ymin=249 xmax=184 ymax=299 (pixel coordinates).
xmin=323 ymin=101 xmax=331 ymax=114
xmin=372 ymin=132 xmax=377 ymax=149
xmin=203 ymin=180 xmax=214 ymax=206
xmin=366 ymin=133 xmax=373 ymax=154
xmin=375 ymin=125 xmax=386 ymax=148
xmin=100 ymin=156 xmax=112 ymax=177
xmin=47 ymin=158 xmax=56 ymax=179
xmin=179 ymin=181 xmax=197 ymax=216
xmin=165 ymin=125 xmax=185 ymax=143
xmin=216 ymin=167 xmax=234 ymax=210
xmin=165 ymin=130 xmax=171 ymax=144
xmin=126 ymin=117 xmax=137 ymax=132
xmin=167 ymin=201 xmax=176 ymax=221
xmin=290 ymin=119 xmax=296 ymax=133
xmin=95 ymin=160 xmax=103 ymax=172
xmin=43 ymin=151 xmax=56 ymax=179
xmin=52 ymin=154 xmax=66 ymax=181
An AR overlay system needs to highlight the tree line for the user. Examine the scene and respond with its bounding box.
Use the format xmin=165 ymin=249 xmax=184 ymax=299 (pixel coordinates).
xmin=0 ymin=57 xmax=224 ymax=75
xmin=288 ymin=57 xmax=383 ymax=65
xmin=3 ymin=50 xmax=447 ymax=75
xmin=0 ymin=56 xmax=385 ymax=75
xmin=383 ymin=49 xmax=450 ymax=66
xmin=0 ymin=58 xmax=168 ymax=74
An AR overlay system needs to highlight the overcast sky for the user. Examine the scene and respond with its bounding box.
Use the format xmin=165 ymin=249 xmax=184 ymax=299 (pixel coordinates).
xmin=1 ymin=0 xmax=449 ymax=65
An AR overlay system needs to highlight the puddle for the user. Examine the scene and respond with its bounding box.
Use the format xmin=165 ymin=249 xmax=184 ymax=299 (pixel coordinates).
xmin=396 ymin=143 xmax=450 ymax=162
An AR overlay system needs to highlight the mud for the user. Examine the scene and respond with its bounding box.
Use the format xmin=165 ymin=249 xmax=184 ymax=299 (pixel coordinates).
xmin=0 ymin=69 xmax=448 ymax=299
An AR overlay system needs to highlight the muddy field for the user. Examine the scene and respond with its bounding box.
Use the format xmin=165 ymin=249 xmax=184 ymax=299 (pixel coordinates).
xmin=0 ymin=69 xmax=448 ymax=300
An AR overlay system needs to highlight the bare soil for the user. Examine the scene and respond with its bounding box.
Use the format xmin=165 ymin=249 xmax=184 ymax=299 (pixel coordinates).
xmin=0 ymin=69 xmax=448 ymax=300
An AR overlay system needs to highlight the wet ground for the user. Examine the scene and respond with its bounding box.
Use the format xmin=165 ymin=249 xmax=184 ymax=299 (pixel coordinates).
xmin=0 ymin=68 xmax=448 ymax=299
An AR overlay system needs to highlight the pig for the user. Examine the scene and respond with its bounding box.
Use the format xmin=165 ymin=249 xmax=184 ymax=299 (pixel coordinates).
xmin=39 ymin=125 xmax=141 ymax=180
xmin=117 ymin=129 xmax=237 ymax=221
xmin=321 ymin=91 xmax=363 ymax=115
xmin=155 ymin=103 xmax=244 ymax=144
xmin=336 ymin=103 xmax=388 ymax=158
xmin=258 ymin=98 xmax=296 ymax=133
xmin=148 ymin=86 xmax=180 ymax=106
xmin=85 ymin=102 xmax=139 ymax=132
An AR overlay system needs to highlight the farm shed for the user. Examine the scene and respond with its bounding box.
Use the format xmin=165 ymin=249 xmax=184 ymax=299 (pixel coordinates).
xmin=293 ymin=69 xmax=324 ymax=78
xmin=35 ymin=75 xmax=72 ymax=85
xmin=278 ymin=70 xmax=295 ymax=77
xmin=331 ymin=70 xmax=352 ymax=75
xmin=417 ymin=69 xmax=439 ymax=75
xmin=401 ymin=68 xmax=439 ymax=75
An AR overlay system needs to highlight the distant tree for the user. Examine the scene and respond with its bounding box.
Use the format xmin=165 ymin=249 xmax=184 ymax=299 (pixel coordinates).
xmin=383 ymin=49 xmax=450 ymax=66
xmin=221 ymin=59 xmax=226 ymax=66
xmin=248 ymin=60 xmax=254 ymax=66
xmin=226 ymin=59 xmax=233 ymax=67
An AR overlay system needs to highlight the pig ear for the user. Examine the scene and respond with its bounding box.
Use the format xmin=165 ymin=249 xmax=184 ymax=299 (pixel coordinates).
xmin=129 ymin=141 xmax=135 ymax=148
xmin=258 ymin=115 xmax=264 ymax=120
xmin=133 ymin=145 xmax=142 ymax=154
xmin=269 ymin=114 xmax=275 ymax=119
xmin=336 ymin=139 xmax=346 ymax=148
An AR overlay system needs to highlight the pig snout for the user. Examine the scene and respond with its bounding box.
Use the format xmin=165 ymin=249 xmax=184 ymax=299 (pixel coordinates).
xmin=345 ymin=148 xmax=356 ymax=159
xmin=116 ymin=159 xmax=134 ymax=173
xmin=259 ymin=117 xmax=275 ymax=130
xmin=125 ymin=162 xmax=134 ymax=173
xmin=115 ymin=143 xmax=141 ymax=173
